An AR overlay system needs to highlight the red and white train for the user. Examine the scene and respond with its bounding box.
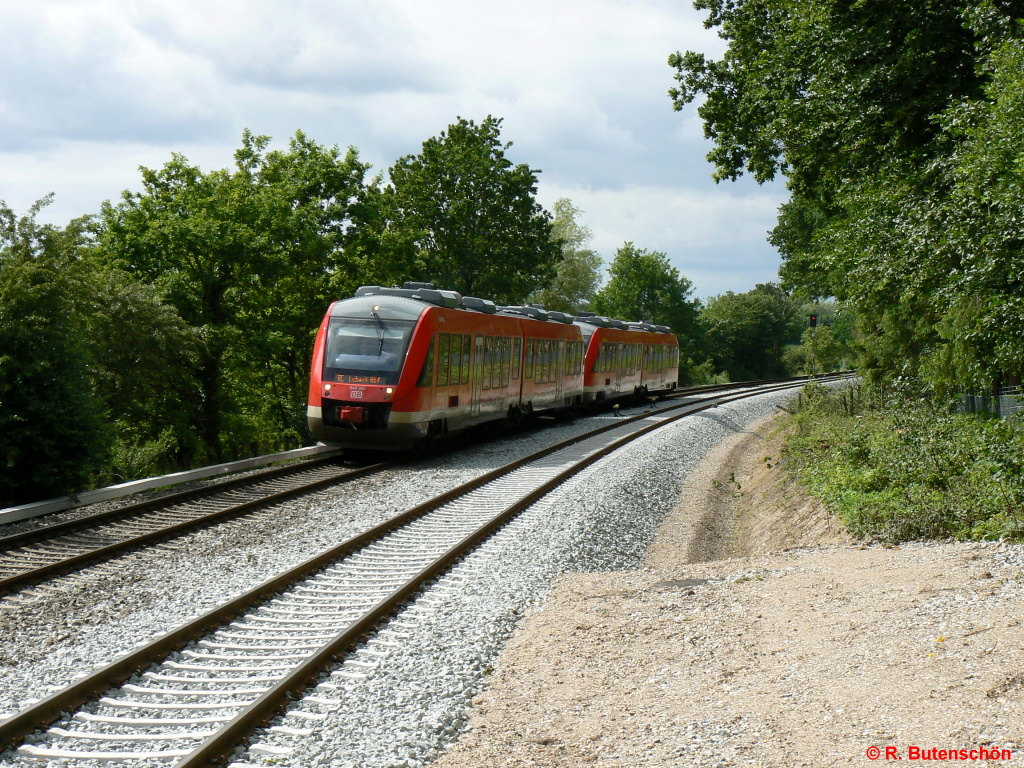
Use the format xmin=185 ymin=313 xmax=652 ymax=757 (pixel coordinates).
xmin=307 ymin=283 xmax=680 ymax=450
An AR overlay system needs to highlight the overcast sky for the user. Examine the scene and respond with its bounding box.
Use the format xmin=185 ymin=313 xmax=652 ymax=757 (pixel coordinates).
xmin=0 ymin=0 xmax=787 ymax=298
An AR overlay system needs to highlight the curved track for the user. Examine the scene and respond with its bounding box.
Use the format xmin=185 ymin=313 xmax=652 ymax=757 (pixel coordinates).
xmin=0 ymin=378 xmax=837 ymax=766
xmin=0 ymin=378 xmax=812 ymax=598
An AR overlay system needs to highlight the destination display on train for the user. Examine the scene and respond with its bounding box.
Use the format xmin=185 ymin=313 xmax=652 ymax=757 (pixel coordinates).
xmin=337 ymin=374 xmax=383 ymax=384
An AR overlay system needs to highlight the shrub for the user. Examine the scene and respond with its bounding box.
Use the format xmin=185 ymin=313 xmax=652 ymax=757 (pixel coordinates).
xmin=786 ymin=382 xmax=1023 ymax=541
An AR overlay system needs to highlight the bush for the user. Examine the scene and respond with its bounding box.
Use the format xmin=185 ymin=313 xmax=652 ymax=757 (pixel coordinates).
xmin=786 ymin=382 xmax=1024 ymax=541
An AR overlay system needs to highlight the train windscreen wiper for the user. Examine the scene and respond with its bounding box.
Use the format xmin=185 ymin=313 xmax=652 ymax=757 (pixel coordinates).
xmin=370 ymin=309 xmax=386 ymax=356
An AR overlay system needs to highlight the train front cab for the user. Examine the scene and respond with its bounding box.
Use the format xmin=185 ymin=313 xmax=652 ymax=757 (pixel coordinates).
xmin=308 ymin=290 xmax=445 ymax=449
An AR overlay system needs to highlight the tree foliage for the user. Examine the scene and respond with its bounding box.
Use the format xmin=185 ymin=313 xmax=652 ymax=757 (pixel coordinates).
xmin=528 ymin=198 xmax=602 ymax=313
xmin=700 ymin=283 xmax=802 ymax=381
xmin=383 ymin=116 xmax=560 ymax=303
xmin=0 ymin=200 xmax=106 ymax=505
xmin=98 ymin=130 xmax=372 ymax=460
xmin=670 ymin=0 xmax=1024 ymax=390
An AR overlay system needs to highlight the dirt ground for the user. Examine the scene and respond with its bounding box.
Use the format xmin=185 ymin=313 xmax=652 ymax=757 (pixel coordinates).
xmin=431 ymin=412 xmax=1024 ymax=767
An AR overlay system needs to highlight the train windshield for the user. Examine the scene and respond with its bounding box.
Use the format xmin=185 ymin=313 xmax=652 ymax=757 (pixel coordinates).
xmin=323 ymin=317 xmax=415 ymax=385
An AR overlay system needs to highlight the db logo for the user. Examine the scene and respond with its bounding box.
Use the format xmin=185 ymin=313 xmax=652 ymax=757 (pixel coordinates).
xmin=350 ymin=389 xmax=364 ymax=399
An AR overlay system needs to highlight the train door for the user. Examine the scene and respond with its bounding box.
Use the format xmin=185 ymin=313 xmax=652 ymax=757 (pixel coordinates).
xmin=554 ymin=340 xmax=565 ymax=401
xmin=614 ymin=343 xmax=624 ymax=390
xmin=471 ymin=334 xmax=484 ymax=417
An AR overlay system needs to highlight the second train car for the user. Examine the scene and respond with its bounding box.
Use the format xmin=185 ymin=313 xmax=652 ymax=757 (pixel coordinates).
xmin=307 ymin=283 xmax=679 ymax=450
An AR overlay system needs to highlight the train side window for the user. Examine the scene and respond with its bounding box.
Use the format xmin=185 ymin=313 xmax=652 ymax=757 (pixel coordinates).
xmin=490 ymin=337 xmax=499 ymax=389
xmin=500 ymin=337 xmax=512 ymax=387
xmin=525 ymin=339 xmax=535 ymax=380
xmin=489 ymin=337 xmax=500 ymax=389
xmin=511 ymin=337 xmax=522 ymax=381
xmin=481 ymin=335 xmax=489 ymax=391
xmin=448 ymin=334 xmax=462 ymax=386
xmin=437 ymin=334 xmax=450 ymax=386
xmin=461 ymin=334 xmax=471 ymax=384
xmin=557 ymin=341 xmax=566 ymax=379
xmin=417 ymin=337 xmax=435 ymax=387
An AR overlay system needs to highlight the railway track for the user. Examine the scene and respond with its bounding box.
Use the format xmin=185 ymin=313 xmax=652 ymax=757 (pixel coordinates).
xmin=0 ymin=455 xmax=386 ymax=596
xmin=0 ymin=378 xmax=829 ymax=766
xmin=0 ymin=378 xmax=808 ymax=598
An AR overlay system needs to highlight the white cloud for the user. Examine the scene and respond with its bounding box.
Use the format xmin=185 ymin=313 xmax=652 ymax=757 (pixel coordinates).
xmin=0 ymin=0 xmax=784 ymax=297
xmin=538 ymin=178 xmax=787 ymax=298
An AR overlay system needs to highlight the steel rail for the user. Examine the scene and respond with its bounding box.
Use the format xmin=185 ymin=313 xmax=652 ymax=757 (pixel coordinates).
xmin=0 ymin=377 xmax=822 ymax=762
xmin=0 ymin=459 xmax=388 ymax=596
xmin=0 ymin=453 xmax=347 ymax=549
xmin=176 ymin=378 xmax=816 ymax=768
xmin=0 ymin=374 xmax=849 ymax=597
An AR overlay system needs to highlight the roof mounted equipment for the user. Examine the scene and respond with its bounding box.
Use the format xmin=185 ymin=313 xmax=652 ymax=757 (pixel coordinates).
xmin=354 ymin=285 xmax=462 ymax=309
xmin=462 ymin=296 xmax=497 ymax=314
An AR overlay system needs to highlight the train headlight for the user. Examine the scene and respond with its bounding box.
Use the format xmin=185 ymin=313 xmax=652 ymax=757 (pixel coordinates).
xmin=385 ymin=387 xmax=393 ymax=400
xmin=324 ymin=383 xmax=333 ymax=395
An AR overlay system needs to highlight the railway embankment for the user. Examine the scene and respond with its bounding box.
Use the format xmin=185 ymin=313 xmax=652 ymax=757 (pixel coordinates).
xmin=431 ymin=412 xmax=1024 ymax=767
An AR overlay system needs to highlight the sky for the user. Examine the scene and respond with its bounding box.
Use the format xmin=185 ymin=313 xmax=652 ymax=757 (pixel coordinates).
xmin=0 ymin=0 xmax=788 ymax=299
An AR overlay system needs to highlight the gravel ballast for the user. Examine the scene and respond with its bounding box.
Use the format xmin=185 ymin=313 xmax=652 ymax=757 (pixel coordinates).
xmin=0 ymin=387 xmax=796 ymax=767
xmin=237 ymin=390 xmax=795 ymax=768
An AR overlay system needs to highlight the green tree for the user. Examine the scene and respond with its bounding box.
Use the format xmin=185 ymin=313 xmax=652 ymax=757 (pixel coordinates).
xmin=78 ymin=267 xmax=203 ymax=477
xmin=932 ymin=37 xmax=1024 ymax=389
xmin=701 ymin=284 xmax=802 ymax=380
xmin=0 ymin=200 xmax=106 ymax=505
xmin=669 ymin=0 xmax=987 ymax=191
xmin=784 ymin=326 xmax=846 ymax=375
xmin=98 ymin=130 xmax=372 ymax=460
xmin=528 ymin=198 xmax=602 ymax=313
xmin=383 ymin=116 xmax=560 ymax=303
xmin=669 ymin=0 xmax=1024 ymax=390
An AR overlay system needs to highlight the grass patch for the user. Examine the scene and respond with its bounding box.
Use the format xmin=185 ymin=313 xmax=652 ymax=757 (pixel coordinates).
xmin=785 ymin=382 xmax=1024 ymax=542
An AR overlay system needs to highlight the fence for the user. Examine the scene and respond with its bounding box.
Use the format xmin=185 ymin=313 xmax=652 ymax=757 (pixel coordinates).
xmin=957 ymin=386 xmax=1023 ymax=419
